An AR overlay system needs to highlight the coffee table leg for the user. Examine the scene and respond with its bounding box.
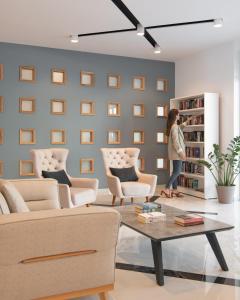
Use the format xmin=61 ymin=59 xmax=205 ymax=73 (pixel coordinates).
xmin=206 ymin=232 xmax=228 ymax=271
xmin=151 ymin=240 xmax=164 ymax=286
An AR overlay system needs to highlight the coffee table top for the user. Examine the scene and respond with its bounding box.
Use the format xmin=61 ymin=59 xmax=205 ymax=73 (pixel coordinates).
xmin=116 ymin=204 xmax=234 ymax=241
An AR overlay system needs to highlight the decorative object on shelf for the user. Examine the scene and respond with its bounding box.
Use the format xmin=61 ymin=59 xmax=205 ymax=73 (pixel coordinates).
xmin=107 ymin=74 xmax=120 ymax=88
xmin=80 ymin=158 xmax=94 ymax=174
xmin=156 ymin=105 xmax=168 ymax=117
xmin=51 ymin=129 xmax=66 ymax=145
xmin=19 ymin=160 xmax=35 ymax=176
xmin=133 ymin=104 xmax=144 ymax=117
xmin=108 ymin=102 xmax=121 ymax=117
xmin=198 ymin=136 xmax=240 ymax=204
xmin=80 ymin=101 xmax=95 ymax=116
xmin=0 ymin=160 xmax=3 ymax=176
xmin=132 ymin=76 xmax=145 ymax=91
xmin=156 ymin=78 xmax=168 ymax=92
xmin=51 ymin=68 xmax=66 ymax=85
xmin=0 ymin=128 xmax=4 ymax=144
xmin=133 ymin=130 xmax=144 ymax=144
xmin=137 ymin=157 xmax=145 ymax=171
xmin=0 ymin=96 xmax=3 ymax=112
xmin=80 ymin=71 xmax=95 ymax=86
xmin=80 ymin=130 xmax=94 ymax=144
xmin=156 ymin=158 xmax=168 ymax=170
xmin=19 ymin=128 xmax=36 ymax=145
xmin=19 ymin=66 xmax=36 ymax=82
xmin=51 ymin=99 xmax=66 ymax=115
xmin=108 ymin=130 xmax=121 ymax=144
xmin=157 ymin=131 xmax=168 ymax=144
xmin=19 ymin=97 xmax=35 ymax=113
xmin=0 ymin=64 xmax=3 ymax=80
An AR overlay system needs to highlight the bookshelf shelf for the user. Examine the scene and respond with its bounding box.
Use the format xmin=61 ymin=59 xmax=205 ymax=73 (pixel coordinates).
xmin=170 ymin=93 xmax=219 ymax=199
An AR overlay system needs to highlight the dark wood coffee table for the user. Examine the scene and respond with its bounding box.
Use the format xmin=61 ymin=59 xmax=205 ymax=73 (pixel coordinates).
xmin=116 ymin=204 xmax=234 ymax=286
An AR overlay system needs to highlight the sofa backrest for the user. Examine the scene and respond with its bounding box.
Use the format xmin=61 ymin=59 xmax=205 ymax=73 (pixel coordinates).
xmin=0 ymin=179 xmax=60 ymax=213
xmin=0 ymin=192 xmax=10 ymax=215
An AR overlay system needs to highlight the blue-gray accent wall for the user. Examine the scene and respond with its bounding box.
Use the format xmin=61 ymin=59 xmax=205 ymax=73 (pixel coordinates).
xmin=0 ymin=42 xmax=174 ymax=187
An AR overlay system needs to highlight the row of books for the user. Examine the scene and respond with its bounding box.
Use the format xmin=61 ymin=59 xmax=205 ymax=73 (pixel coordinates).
xmin=174 ymin=214 xmax=204 ymax=226
xmin=185 ymin=147 xmax=202 ymax=158
xmin=179 ymin=97 xmax=204 ymax=110
xmin=178 ymin=175 xmax=199 ymax=190
xmin=180 ymin=115 xmax=204 ymax=125
xmin=182 ymin=161 xmax=204 ymax=175
xmin=183 ymin=131 xmax=204 ymax=142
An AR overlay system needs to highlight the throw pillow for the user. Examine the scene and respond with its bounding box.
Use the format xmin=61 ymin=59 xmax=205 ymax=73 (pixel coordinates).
xmin=42 ymin=169 xmax=72 ymax=187
xmin=110 ymin=166 xmax=139 ymax=182
xmin=1 ymin=182 xmax=30 ymax=213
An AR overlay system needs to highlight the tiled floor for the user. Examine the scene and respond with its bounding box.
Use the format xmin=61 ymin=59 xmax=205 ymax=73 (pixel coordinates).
xmin=80 ymin=191 xmax=240 ymax=300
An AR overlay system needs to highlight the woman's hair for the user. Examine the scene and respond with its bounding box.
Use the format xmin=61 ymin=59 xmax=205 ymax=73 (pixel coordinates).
xmin=166 ymin=109 xmax=179 ymax=136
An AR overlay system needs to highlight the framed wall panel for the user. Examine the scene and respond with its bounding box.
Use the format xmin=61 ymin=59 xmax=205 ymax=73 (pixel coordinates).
xmin=108 ymin=130 xmax=121 ymax=144
xmin=51 ymin=129 xmax=66 ymax=144
xmin=19 ymin=97 xmax=35 ymax=113
xmin=80 ymin=158 xmax=94 ymax=174
xmin=80 ymin=101 xmax=95 ymax=115
xmin=0 ymin=96 xmax=4 ymax=112
xmin=51 ymin=99 xmax=66 ymax=115
xmin=0 ymin=64 xmax=3 ymax=80
xmin=80 ymin=71 xmax=95 ymax=86
xmin=107 ymin=74 xmax=120 ymax=89
xmin=156 ymin=78 xmax=168 ymax=92
xmin=80 ymin=130 xmax=94 ymax=144
xmin=156 ymin=158 xmax=168 ymax=170
xmin=0 ymin=128 xmax=3 ymax=144
xmin=19 ymin=160 xmax=35 ymax=176
xmin=51 ymin=68 xmax=66 ymax=84
xmin=0 ymin=160 xmax=3 ymax=177
xmin=156 ymin=131 xmax=168 ymax=144
xmin=133 ymin=104 xmax=144 ymax=117
xmin=19 ymin=66 xmax=36 ymax=82
xmin=133 ymin=130 xmax=144 ymax=144
xmin=132 ymin=76 xmax=145 ymax=91
xmin=19 ymin=128 xmax=36 ymax=144
xmin=108 ymin=102 xmax=120 ymax=117
xmin=156 ymin=105 xmax=168 ymax=118
xmin=137 ymin=157 xmax=145 ymax=172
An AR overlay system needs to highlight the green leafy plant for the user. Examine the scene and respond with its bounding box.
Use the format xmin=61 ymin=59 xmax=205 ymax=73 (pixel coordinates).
xmin=198 ymin=136 xmax=240 ymax=186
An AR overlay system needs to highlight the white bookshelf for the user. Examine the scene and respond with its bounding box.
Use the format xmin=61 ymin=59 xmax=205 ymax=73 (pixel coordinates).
xmin=170 ymin=93 xmax=219 ymax=199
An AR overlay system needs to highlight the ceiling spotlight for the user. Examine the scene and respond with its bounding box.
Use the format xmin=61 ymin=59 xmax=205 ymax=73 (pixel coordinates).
xmin=137 ymin=24 xmax=144 ymax=36
xmin=154 ymin=45 xmax=161 ymax=54
xmin=213 ymin=18 xmax=223 ymax=28
xmin=70 ymin=34 xmax=79 ymax=43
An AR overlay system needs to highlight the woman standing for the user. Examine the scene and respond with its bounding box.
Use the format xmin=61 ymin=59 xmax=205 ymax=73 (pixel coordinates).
xmin=161 ymin=109 xmax=192 ymax=198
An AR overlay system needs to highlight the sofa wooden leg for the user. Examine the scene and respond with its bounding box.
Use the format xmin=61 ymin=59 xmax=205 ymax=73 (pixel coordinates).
xmin=99 ymin=292 xmax=108 ymax=300
xmin=146 ymin=196 xmax=149 ymax=202
xmin=131 ymin=197 xmax=134 ymax=203
xmin=86 ymin=204 xmax=90 ymax=207
xmin=112 ymin=195 xmax=116 ymax=206
xmin=120 ymin=198 xmax=124 ymax=206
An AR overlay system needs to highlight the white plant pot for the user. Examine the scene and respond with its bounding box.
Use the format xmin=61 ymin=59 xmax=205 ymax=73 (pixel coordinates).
xmin=216 ymin=185 xmax=236 ymax=204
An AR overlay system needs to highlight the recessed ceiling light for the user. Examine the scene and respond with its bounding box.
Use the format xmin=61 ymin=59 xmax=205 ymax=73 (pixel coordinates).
xmin=213 ymin=18 xmax=223 ymax=28
xmin=137 ymin=24 xmax=144 ymax=36
xmin=70 ymin=34 xmax=79 ymax=43
xmin=154 ymin=45 xmax=161 ymax=54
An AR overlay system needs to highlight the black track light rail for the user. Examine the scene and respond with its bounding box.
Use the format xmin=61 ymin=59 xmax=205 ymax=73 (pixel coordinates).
xmin=75 ymin=0 xmax=216 ymax=50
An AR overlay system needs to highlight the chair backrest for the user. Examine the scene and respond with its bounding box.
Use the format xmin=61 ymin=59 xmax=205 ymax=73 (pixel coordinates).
xmin=31 ymin=148 xmax=69 ymax=178
xmin=101 ymin=148 xmax=140 ymax=175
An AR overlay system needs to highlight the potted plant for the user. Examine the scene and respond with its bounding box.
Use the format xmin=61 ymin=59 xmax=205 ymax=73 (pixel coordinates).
xmin=198 ymin=136 xmax=240 ymax=203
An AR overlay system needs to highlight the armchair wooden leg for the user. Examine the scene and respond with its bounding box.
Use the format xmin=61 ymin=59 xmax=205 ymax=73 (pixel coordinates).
xmin=99 ymin=292 xmax=108 ymax=300
xmin=112 ymin=195 xmax=116 ymax=206
xmin=86 ymin=204 xmax=90 ymax=207
xmin=120 ymin=198 xmax=124 ymax=206
xmin=146 ymin=196 xmax=149 ymax=202
xmin=131 ymin=197 xmax=134 ymax=204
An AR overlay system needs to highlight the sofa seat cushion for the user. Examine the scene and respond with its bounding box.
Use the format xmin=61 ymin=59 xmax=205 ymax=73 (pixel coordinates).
xmin=121 ymin=182 xmax=151 ymax=196
xmin=70 ymin=188 xmax=96 ymax=206
xmin=0 ymin=192 xmax=10 ymax=215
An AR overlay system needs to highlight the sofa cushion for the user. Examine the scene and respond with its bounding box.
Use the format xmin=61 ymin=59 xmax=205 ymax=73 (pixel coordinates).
xmin=110 ymin=166 xmax=138 ymax=182
xmin=121 ymin=182 xmax=151 ymax=196
xmin=71 ymin=188 xmax=96 ymax=206
xmin=1 ymin=182 xmax=30 ymax=213
xmin=42 ymin=169 xmax=72 ymax=187
xmin=0 ymin=192 xmax=10 ymax=215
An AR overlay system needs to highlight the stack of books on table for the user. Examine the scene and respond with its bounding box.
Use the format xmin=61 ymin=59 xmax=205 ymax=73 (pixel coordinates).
xmin=174 ymin=214 xmax=204 ymax=226
xmin=135 ymin=203 xmax=160 ymax=215
xmin=137 ymin=211 xmax=166 ymax=224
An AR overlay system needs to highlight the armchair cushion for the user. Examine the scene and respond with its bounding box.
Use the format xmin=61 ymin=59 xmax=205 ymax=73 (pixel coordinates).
xmin=110 ymin=166 xmax=138 ymax=182
xmin=1 ymin=182 xmax=30 ymax=213
xmin=42 ymin=169 xmax=72 ymax=187
xmin=121 ymin=181 xmax=151 ymax=197
xmin=71 ymin=188 xmax=96 ymax=206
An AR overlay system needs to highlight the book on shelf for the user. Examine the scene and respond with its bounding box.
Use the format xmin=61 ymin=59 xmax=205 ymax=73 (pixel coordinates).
xmin=186 ymin=147 xmax=202 ymax=158
xmin=174 ymin=214 xmax=204 ymax=226
xmin=182 ymin=161 xmax=204 ymax=175
xmin=178 ymin=175 xmax=199 ymax=190
xmin=184 ymin=131 xmax=204 ymax=142
xmin=137 ymin=211 xmax=166 ymax=224
xmin=180 ymin=115 xmax=204 ymax=126
xmin=179 ymin=97 xmax=204 ymax=110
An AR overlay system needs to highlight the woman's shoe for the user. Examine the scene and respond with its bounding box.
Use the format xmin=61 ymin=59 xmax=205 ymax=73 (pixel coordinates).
xmin=160 ymin=190 xmax=172 ymax=198
xmin=172 ymin=191 xmax=184 ymax=198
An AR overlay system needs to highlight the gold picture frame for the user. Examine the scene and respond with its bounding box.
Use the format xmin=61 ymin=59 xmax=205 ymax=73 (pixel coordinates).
xmin=19 ymin=128 xmax=36 ymax=144
xmin=133 ymin=104 xmax=145 ymax=117
xmin=156 ymin=105 xmax=168 ymax=118
xmin=19 ymin=66 xmax=36 ymax=82
xmin=51 ymin=99 xmax=66 ymax=115
xmin=137 ymin=157 xmax=145 ymax=172
xmin=0 ymin=96 xmax=4 ymax=112
xmin=108 ymin=130 xmax=121 ymax=144
xmin=51 ymin=68 xmax=66 ymax=85
xmin=80 ymin=71 xmax=95 ymax=86
xmin=156 ymin=131 xmax=168 ymax=144
xmin=0 ymin=128 xmax=3 ymax=144
xmin=133 ymin=130 xmax=144 ymax=144
xmin=80 ymin=101 xmax=95 ymax=116
xmin=80 ymin=130 xmax=94 ymax=144
xmin=80 ymin=158 xmax=94 ymax=174
xmin=19 ymin=160 xmax=35 ymax=176
xmin=156 ymin=78 xmax=168 ymax=92
xmin=156 ymin=158 xmax=168 ymax=170
xmin=0 ymin=64 xmax=3 ymax=80
xmin=51 ymin=129 xmax=66 ymax=145
xmin=107 ymin=74 xmax=121 ymax=89
xmin=0 ymin=160 xmax=3 ymax=177
xmin=132 ymin=76 xmax=145 ymax=91
xmin=108 ymin=102 xmax=121 ymax=117
xmin=19 ymin=97 xmax=35 ymax=113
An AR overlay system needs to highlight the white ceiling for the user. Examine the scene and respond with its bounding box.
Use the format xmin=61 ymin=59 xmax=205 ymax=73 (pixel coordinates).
xmin=0 ymin=0 xmax=240 ymax=61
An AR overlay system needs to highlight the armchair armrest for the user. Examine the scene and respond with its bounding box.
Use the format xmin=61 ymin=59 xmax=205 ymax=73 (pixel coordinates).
xmin=70 ymin=178 xmax=99 ymax=190
xmin=107 ymin=174 xmax=123 ymax=198
xmin=58 ymin=184 xmax=73 ymax=208
xmin=137 ymin=172 xmax=157 ymax=196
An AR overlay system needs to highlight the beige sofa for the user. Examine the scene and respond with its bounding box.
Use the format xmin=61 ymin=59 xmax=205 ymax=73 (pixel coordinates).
xmin=0 ymin=179 xmax=121 ymax=300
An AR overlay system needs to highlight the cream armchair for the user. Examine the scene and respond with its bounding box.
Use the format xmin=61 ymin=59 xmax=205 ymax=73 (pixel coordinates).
xmin=31 ymin=148 xmax=99 ymax=208
xmin=101 ymin=148 xmax=157 ymax=206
